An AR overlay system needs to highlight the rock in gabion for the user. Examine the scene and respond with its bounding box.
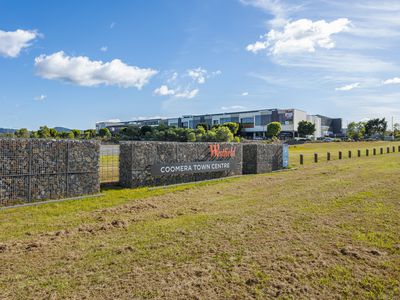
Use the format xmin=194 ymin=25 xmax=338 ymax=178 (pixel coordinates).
xmin=0 ymin=139 xmax=100 ymax=207
xmin=242 ymin=144 xmax=284 ymax=174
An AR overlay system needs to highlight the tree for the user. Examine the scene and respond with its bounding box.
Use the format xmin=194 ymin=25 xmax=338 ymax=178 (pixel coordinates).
xmin=214 ymin=126 xmax=234 ymax=142
xmin=120 ymin=126 xmax=141 ymax=140
xmin=222 ymin=122 xmax=240 ymax=135
xmin=83 ymin=129 xmax=97 ymax=139
xmin=49 ymin=128 xmax=59 ymax=139
xmin=71 ymin=129 xmax=81 ymax=139
xmin=394 ymin=123 xmax=400 ymax=139
xmin=59 ymin=131 xmax=74 ymax=139
xmin=187 ymin=132 xmax=196 ymax=142
xmin=98 ymin=128 xmax=111 ymax=138
xmin=140 ymin=125 xmax=153 ymax=136
xmin=37 ymin=126 xmax=51 ymax=139
xmin=15 ymin=128 xmax=30 ymax=138
xmin=365 ymin=118 xmax=387 ymax=137
xmin=196 ymin=123 xmax=209 ymax=131
xmin=266 ymin=122 xmax=282 ymax=138
xmin=347 ymin=122 xmax=366 ymax=140
xmin=297 ymin=121 xmax=316 ymax=137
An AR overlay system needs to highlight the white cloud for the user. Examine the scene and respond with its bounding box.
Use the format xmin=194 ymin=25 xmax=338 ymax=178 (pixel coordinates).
xmin=175 ymin=89 xmax=199 ymax=99
xmin=382 ymin=77 xmax=400 ymax=85
xmin=221 ymin=105 xmax=246 ymax=111
xmin=187 ymin=67 xmax=208 ymax=84
xmin=247 ymin=18 xmax=351 ymax=55
xmin=240 ymin=0 xmax=295 ymax=28
xmin=335 ymin=82 xmax=360 ymax=91
xmin=241 ymin=92 xmax=249 ymax=96
xmin=34 ymin=94 xmax=46 ymax=101
xmin=154 ymin=85 xmax=175 ymax=96
xmin=100 ymin=46 xmax=108 ymax=52
xmin=187 ymin=68 xmax=221 ymax=84
xmin=0 ymin=29 xmax=38 ymax=58
xmin=34 ymin=51 xmax=157 ymax=89
xmin=154 ymin=85 xmax=199 ymax=99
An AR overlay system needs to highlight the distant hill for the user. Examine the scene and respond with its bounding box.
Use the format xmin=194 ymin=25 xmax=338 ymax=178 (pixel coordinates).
xmin=53 ymin=127 xmax=71 ymax=132
xmin=0 ymin=128 xmax=16 ymax=134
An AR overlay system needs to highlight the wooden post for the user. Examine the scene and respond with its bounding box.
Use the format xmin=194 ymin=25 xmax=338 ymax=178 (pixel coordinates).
xmin=373 ymin=148 xmax=376 ymax=156
xmin=339 ymin=151 xmax=342 ymax=160
xmin=314 ymin=153 xmax=318 ymax=163
xmin=348 ymin=150 xmax=352 ymax=158
xmin=358 ymin=150 xmax=361 ymax=157
xmin=327 ymin=152 xmax=331 ymax=161
xmin=300 ymin=154 xmax=304 ymax=165
xmin=366 ymin=149 xmax=369 ymax=156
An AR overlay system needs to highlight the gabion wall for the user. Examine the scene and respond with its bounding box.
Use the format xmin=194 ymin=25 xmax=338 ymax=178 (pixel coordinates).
xmin=120 ymin=141 xmax=243 ymax=188
xmin=242 ymin=144 xmax=284 ymax=174
xmin=0 ymin=139 xmax=100 ymax=207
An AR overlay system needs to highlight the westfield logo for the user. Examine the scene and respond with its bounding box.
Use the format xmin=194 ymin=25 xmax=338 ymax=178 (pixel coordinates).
xmin=209 ymin=144 xmax=236 ymax=158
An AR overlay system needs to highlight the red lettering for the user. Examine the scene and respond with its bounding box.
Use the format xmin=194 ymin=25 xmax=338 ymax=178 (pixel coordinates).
xmin=209 ymin=144 xmax=236 ymax=158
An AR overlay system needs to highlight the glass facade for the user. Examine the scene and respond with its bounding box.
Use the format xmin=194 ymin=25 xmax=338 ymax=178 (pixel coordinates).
xmin=255 ymin=115 xmax=271 ymax=126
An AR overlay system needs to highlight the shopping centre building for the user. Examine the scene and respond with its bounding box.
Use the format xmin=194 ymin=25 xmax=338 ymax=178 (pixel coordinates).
xmin=96 ymin=108 xmax=343 ymax=139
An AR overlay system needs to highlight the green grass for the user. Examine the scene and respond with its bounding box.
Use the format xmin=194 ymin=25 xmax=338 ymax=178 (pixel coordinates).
xmin=289 ymin=141 xmax=400 ymax=167
xmin=1 ymin=150 xmax=399 ymax=299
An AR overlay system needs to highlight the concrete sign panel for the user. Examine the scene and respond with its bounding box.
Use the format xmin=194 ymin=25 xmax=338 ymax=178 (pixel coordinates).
xmin=151 ymin=161 xmax=234 ymax=176
xmin=283 ymin=144 xmax=289 ymax=168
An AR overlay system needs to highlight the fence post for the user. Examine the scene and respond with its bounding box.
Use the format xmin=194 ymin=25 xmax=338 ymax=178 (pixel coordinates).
xmin=339 ymin=151 xmax=342 ymax=160
xmin=348 ymin=150 xmax=352 ymax=158
xmin=300 ymin=154 xmax=304 ymax=165
xmin=373 ymin=148 xmax=376 ymax=156
xmin=380 ymin=148 xmax=383 ymax=155
xmin=327 ymin=152 xmax=331 ymax=161
xmin=366 ymin=149 xmax=369 ymax=156
xmin=358 ymin=149 xmax=361 ymax=157
xmin=314 ymin=153 xmax=318 ymax=163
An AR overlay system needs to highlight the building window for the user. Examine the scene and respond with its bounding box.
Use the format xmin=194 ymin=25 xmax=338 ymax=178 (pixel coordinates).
xmin=241 ymin=117 xmax=254 ymax=128
xmin=213 ymin=120 xmax=219 ymax=125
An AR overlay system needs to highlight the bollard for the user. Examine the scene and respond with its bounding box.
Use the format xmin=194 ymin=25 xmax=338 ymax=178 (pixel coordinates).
xmin=348 ymin=150 xmax=352 ymax=158
xmin=300 ymin=154 xmax=304 ymax=165
xmin=358 ymin=150 xmax=361 ymax=157
xmin=366 ymin=149 xmax=369 ymax=156
xmin=327 ymin=152 xmax=331 ymax=161
xmin=339 ymin=151 xmax=342 ymax=160
xmin=380 ymin=148 xmax=383 ymax=155
xmin=387 ymin=147 xmax=390 ymax=153
xmin=373 ymin=148 xmax=376 ymax=156
xmin=314 ymin=153 xmax=318 ymax=163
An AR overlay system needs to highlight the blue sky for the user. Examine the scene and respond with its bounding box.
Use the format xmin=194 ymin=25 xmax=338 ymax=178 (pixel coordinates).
xmin=1 ymin=0 xmax=400 ymax=130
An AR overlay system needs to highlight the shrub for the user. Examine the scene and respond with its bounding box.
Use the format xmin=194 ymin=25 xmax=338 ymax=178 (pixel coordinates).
xmin=222 ymin=122 xmax=240 ymax=135
xmin=266 ymin=122 xmax=282 ymax=138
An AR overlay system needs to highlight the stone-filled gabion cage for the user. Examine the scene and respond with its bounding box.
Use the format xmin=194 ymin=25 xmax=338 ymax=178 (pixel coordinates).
xmin=0 ymin=139 xmax=100 ymax=207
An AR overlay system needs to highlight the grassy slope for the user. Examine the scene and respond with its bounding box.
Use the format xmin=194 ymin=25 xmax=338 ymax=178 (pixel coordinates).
xmin=1 ymin=152 xmax=400 ymax=299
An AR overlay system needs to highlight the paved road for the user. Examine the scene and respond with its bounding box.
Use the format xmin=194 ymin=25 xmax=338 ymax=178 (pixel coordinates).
xmin=100 ymin=144 xmax=120 ymax=156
